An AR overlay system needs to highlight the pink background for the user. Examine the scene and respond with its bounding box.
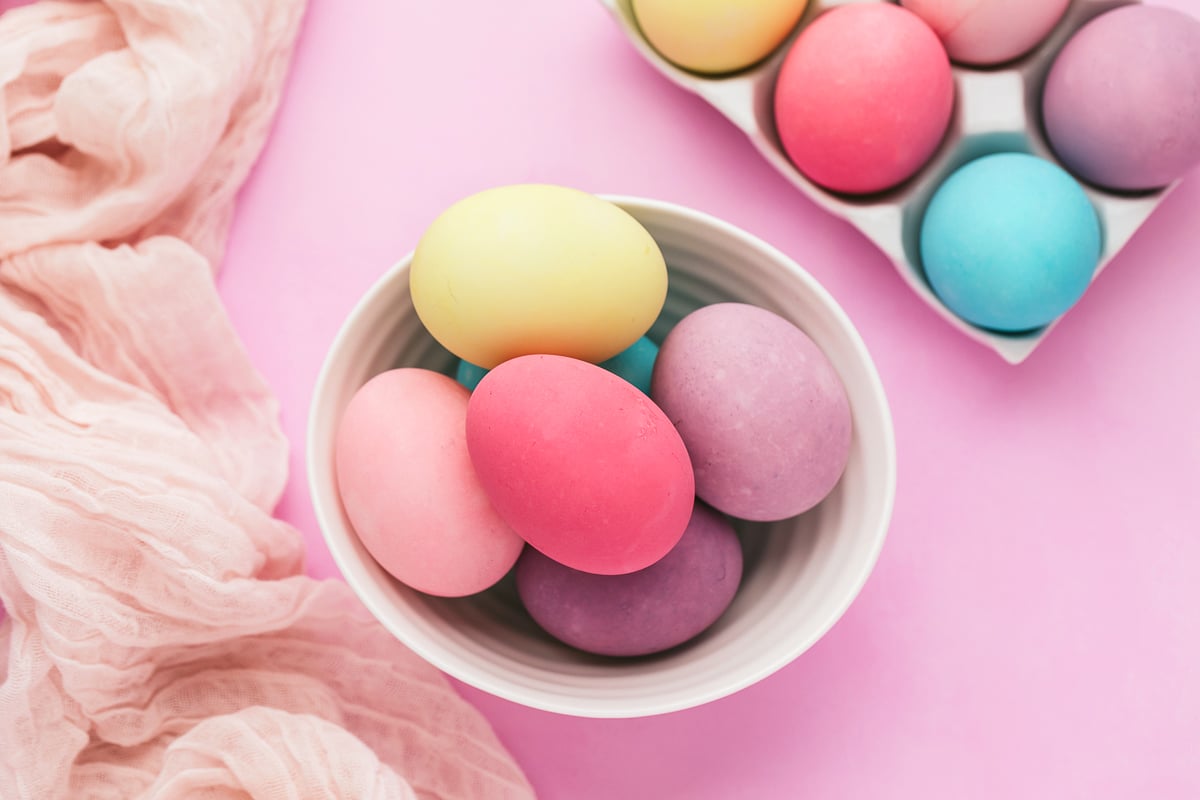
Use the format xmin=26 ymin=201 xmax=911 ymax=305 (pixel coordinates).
xmin=215 ymin=1 xmax=1200 ymax=797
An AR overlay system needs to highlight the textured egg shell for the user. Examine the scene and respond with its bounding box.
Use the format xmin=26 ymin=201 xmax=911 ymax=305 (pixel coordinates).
xmin=466 ymin=354 xmax=695 ymax=575
xmin=920 ymin=153 xmax=1101 ymax=332
xmin=901 ymin=0 xmax=1069 ymax=65
xmin=774 ymin=4 xmax=954 ymax=195
xmin=516 ymin=502 xmax=743 ymax=657
xmin=411 ymin=185 xmax=667 ymax=369
xmin=334 ymin=369 xmax=524 ymax=597
xmin=651 ymin=303 xmax=851 ymax=522
xmin=632 ymin=0 xmax=809 ymax=75
xmin=1043 ymin=6 xmax=1200 ymax=191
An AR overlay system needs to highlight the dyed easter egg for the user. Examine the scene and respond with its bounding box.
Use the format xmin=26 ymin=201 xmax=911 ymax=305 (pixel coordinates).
xmin=651 ymin=303 xmax=851 ymax=522
xmin=335 ymin=369 xmax=524 ymax=597
xmin=774 ymin=4 xmax=954 ymax=195
xmin=1043 ymin=6 xmax=1200 ymax=191
xmin=466 ymin=354 xmax=694 ymax=575
xmin=455 ymin=336 xmax=659 ymax=395
xmin=517 ymin=502 xmax=743 ymax=657
xmin=455 ymin=359 xmax=489 ymax=391
xmin=631 ymin=0 xmax=809 ymax=74
xmin=920 ymin=153 xmax=1101 ymax=332
xmin=596 ymin=334 xmax=659 ymax=395
xmin=901 ymin=0 xmax=1069 ymax=65
xmin=411 ymin=185 xmax=666 ymax=369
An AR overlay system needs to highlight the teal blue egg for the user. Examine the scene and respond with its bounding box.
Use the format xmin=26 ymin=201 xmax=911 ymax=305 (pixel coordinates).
xmin=920 ymin=153 xmax=1102 ymax=332
xmin=454 ymin=336 xmax=658 ymax=393
xmin=598 ymin=335 xmax=658 ymax=395
xmin=454 ymin=359 xmax=489 ymax=391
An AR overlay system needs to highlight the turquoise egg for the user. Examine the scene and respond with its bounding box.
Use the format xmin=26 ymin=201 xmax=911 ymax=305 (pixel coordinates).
xmin=455 ymin=336 xmax=659 ymax=394
xmin=919 ymin=153 xmax=1102 ymax=332
xmin=597 ymin=335 xmax=658 ymax=395
xmin=454 ymin=359 xmax=489 ymax=391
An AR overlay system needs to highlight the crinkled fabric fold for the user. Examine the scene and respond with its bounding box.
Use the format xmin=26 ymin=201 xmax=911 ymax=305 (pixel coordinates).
xmin=0 ymin=2 xmax=535 ymax=798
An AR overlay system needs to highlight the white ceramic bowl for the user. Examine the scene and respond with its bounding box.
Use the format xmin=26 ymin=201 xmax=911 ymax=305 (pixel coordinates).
xmin=308 ymin=196 xmax=896 ymax=718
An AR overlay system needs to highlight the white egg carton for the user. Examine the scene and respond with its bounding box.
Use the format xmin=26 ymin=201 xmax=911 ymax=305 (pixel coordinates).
xmin=598 ymin=0 xmax=1180 ymax=364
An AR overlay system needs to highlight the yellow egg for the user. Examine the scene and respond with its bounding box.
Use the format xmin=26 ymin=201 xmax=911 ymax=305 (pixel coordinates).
xmin=632 ymin=0 xmax=809 ymax=74
xmin=410 ymin=185 xmax=667 ymax=370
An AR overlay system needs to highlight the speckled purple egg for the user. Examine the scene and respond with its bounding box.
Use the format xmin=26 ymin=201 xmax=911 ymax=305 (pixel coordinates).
xmin=515 ymin=502 xmax=742 ymax=657
xmin=1043 ymin=6 xmax=1200 ymax=191
xmin=651 ymin=303 xmax=851 ymax=521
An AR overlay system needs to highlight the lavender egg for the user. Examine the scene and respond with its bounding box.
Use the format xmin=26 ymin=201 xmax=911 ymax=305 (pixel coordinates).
xmin=516 ymin=502 xmax=742 ymax=657
xmin=1043 ymin=6 xmax=1200 ymax=191
xmin=651 ymin=303 xmax=852 ymax=521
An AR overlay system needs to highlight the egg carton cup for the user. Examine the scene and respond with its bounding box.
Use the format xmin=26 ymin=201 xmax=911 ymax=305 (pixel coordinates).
xmin=599 ymin=0 xmax=1181 ymax=364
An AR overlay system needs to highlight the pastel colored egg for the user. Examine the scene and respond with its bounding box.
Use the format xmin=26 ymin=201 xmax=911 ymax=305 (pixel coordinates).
xmin=1043 ymin=6 xmax=1200 ymax=192
xmin=335 ymin=369 xmax=524 ymax=597
xmin=774 ymin=4 xmax=954 ymax=195
xmin=411 ymin=185 xmax=667 ymax=369
xmin=920 ymin=153 xmax=1102 ymax=332
xmin=455 ymin=336 xmax=659 ymax=395
xmin=516 ymin=502 xmax=743 ymax=657
xmin=900 ymin=0 xmax=1069 ymax=65
xmin=631 ymin=0 xmax=809 ymax=75
xmin=466 ymin=354 xmax=695 ymax=575
xmin=651 ymin=303 xmax=851 ymax=522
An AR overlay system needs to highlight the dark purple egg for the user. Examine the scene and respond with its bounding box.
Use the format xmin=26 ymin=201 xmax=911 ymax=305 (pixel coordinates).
xmin=515 ymin=503 xmax=743 ymax=657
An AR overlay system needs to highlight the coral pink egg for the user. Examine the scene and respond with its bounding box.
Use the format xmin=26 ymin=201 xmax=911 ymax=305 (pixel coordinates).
xmin=466 ymin=354 xmax=695 ymax=576
xmin=774 ymin=4 xmax=954 ymax=195
xmin=335 ymin=369 xmax=524 ymax=597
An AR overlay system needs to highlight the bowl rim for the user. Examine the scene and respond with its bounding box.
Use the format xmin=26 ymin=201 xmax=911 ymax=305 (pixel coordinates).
xmin=306 ymin=193 xmax=898 ymax=717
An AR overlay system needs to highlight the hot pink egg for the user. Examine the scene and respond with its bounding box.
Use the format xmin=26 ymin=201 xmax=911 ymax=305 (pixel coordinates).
xmin=774 ymin=4 xmax=954 ymax=195
xmin=466 ymin=354 xmax=695 ymax=576
xmin=335 ymin=369 xmax=524 ymax=597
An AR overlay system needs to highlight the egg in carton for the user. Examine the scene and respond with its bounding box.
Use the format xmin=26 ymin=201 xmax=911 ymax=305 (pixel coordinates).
xmin=597 ymin=0 xmax=1185 ymax=364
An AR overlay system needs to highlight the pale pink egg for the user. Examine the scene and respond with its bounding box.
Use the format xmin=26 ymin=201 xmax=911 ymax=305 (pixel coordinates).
xmin=901 ymin=0 xmax=1069 ymax=66
xmin=335 ymin=369 xmax=524 ymax=597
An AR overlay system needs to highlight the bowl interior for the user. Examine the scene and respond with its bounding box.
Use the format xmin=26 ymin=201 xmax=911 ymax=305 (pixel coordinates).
xmin=308 ymin=196 xmax=896 ymax=717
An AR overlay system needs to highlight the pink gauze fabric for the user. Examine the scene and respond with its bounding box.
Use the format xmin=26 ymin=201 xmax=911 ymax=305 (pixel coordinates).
xmin=0 ymin=2 xmax=536 ymax=798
